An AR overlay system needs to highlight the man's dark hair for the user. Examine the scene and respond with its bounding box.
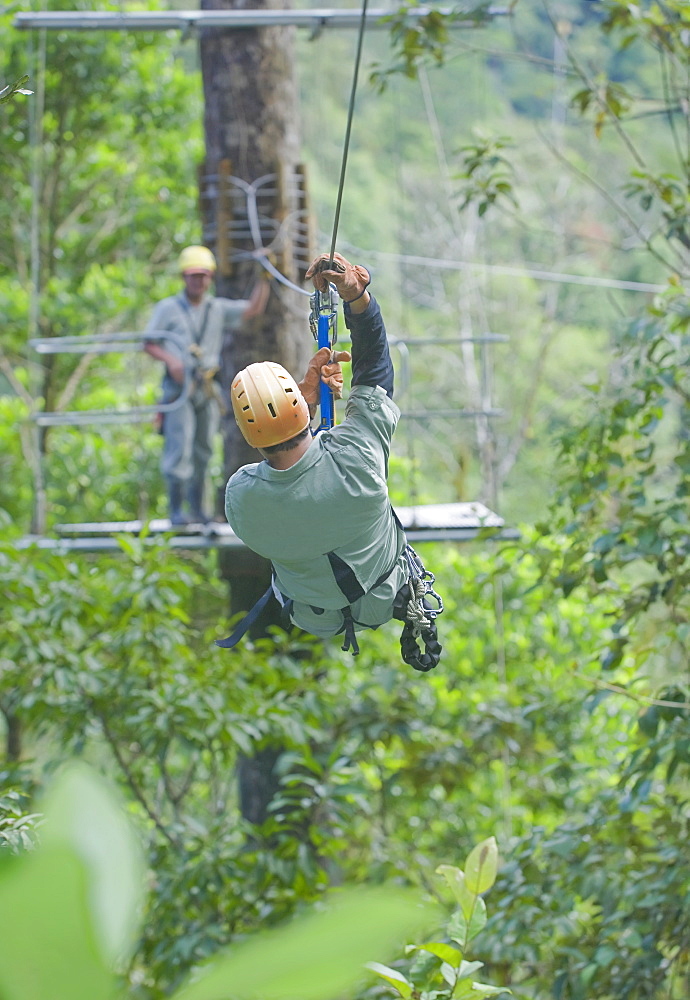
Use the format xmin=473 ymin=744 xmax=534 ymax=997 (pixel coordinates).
xmin=261 ymin=426 xmax=310 ymax=456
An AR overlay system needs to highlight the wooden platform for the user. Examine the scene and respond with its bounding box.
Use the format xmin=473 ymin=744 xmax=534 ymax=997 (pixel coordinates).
xmin=15 ymin=502 xmax=514 ymax=552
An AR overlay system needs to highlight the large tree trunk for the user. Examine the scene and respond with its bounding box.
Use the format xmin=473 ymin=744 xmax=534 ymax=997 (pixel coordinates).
xmin=199 ymin=0 xmax=311 ymax=823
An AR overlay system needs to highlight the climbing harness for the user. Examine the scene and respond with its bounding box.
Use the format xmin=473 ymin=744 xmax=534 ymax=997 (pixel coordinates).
xmin=216 ymin=511 xmax=444 ymax=673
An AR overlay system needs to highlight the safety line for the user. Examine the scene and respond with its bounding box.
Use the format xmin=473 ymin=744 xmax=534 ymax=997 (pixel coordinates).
xmin=327 ymin=0 xmax=369 ymax=264
xmin=340 ymin=246 xmax=666 ymax=294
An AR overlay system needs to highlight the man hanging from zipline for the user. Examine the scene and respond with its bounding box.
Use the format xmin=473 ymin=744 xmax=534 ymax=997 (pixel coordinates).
xmin=218 ymin=251 xmax=442 ymax=672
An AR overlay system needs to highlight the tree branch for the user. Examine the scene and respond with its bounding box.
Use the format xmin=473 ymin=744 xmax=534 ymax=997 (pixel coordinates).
xmin=535 ymin=125 xmax=679 ymax=273
xmin=0 ymin=347 xmax=33 ymax=406
xmin=95 ymin=708 xmax=181 ymax=849
xmin=572 ymin=669 xmax=690 ymax=711
xmin=542 ymin=0 xmax=648 ymax=171
xmin=53 ymin=352 xmax=94 ymax=413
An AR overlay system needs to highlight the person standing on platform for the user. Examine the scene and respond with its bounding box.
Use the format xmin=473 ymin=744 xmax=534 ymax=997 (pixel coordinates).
xmin=144 ymin=245 xmax=269 ymax=525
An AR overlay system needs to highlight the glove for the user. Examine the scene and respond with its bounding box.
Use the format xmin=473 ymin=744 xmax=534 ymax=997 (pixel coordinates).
xmin=321 ymin=359 xmax=347 ymax=398
xmin=305 ymin=252 xmax=370 ymax=303
xmin=298 ymin=346 xmax=352 ymax=415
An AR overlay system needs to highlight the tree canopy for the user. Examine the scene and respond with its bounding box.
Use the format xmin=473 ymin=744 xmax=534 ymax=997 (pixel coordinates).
xmin=1 ymin=3 xmax=689 ymax=1000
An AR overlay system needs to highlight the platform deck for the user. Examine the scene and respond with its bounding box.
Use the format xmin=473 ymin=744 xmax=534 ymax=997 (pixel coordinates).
xmin=15 ymin=502 xmax=514 ymax=551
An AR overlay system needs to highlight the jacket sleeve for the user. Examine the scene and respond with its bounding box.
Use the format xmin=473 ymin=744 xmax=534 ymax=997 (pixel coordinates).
xmin=344 ymin=295 xmax=394 ymax=399
xmin=144 ymin=300 xmax=167 ymax=342
xmin=219 ymin=297 xmax=250 ymax=332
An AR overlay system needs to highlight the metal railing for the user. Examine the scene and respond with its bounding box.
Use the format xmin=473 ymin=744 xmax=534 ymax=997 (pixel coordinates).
xmin=29 ymin=330 xmax=191 ymax=427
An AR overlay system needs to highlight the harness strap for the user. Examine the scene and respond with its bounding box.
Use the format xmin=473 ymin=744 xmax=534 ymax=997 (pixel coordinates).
xmin=176 ymin=294 xmax=212 ymax=347
xmin=339 ymin=607 xmax=361 ymax=656
xmin=214 ymin=584 xmax=274 ymax=649
xmin=327 ymin=551 xmax=365 ymax=603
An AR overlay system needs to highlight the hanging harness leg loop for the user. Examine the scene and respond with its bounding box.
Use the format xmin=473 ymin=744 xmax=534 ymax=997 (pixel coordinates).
xmin=392 ymin=542 xmax=444 ymax=673
xmin=400 ymin=618 xmax=442 ymax=673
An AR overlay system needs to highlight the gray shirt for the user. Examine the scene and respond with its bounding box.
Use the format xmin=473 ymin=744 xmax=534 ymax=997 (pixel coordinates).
xmin=225 ymin=384 xmax=407 ymax=637
xmin=146 ymin=293 xmax=248 ymax=372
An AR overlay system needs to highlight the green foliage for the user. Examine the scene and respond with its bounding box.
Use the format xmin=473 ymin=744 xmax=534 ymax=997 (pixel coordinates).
xmin=3 ymin=5 xmax=690 ymax=1000
xmin=1 ymin=0 xmax=203 ymax=534
xmin=484 ymin=789 xmax=690 ymax=999
xmin=0 ymin=73 xmax=32 ymax=104
xmin=0 ymin=396 xmax=33 ymax=529
xmin=368 ymin=838 xmax=509 ymax=1000
xmin=0 ymin=531 xmax=620 ymax=995
xmin=570 ymin=77 xmax=632 ymax=136
xmin=529 ymin=285 xmax=690 ymax=747
xmin=370 ymin=2 xmax=496 ymax=90
xmin=0 ymin=788 xmax=40 ymax=853
xmin=0 ymin=765 xmax=435 ymax=1000
xmin=454 ymin=134 xmax=517 ymax=217
xmin=2 ymin=0 xmax=203 ymax=352
xmin=626 ymin=169 xmax=690 ymax=251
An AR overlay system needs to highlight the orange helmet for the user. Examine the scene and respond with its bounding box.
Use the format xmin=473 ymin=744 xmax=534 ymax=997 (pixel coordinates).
xmin=231 ymin=362 xmax=311 ymax=448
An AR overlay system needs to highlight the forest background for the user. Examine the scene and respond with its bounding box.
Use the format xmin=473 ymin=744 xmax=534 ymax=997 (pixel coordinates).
xmin=1 ymin=2 xmax=689 ymax=1000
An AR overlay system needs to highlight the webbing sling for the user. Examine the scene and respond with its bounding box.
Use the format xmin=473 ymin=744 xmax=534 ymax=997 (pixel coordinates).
xmin=214 ymin=584 xmax=274 ymax=649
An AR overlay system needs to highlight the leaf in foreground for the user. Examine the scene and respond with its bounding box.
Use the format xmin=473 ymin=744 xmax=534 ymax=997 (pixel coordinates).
xmin=174 ymin=887 xmax=435 ymax=1000
xmin=365 ymin=962 xmax=413 ymax=998
xmin=0 ymin=848 xmax=115 ymax=1000
xmin=41 ymin=763 xmax=144 ymax=963
xmin=464 ymin=837 xmax=498 ymax=895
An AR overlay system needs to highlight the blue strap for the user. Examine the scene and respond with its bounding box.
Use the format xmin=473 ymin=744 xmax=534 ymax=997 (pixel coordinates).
xmin=317 ymin=312 xmax=335 ymax=430
xmin=214 ymin=584 xmax=274 ymax=649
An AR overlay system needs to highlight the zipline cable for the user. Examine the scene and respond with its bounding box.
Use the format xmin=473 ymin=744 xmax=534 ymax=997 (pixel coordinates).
xmin=327 ymin=0 xmax=369 ymax=265
xmin=239 ymin=5 xmax=369 ymax=298
xmin=309 ymin=0 xmax=369 ymax=431
xmin=234 ymin=0 xmax=371 ymax=291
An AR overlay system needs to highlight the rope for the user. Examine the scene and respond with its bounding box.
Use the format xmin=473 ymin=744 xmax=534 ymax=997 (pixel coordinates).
xmin=394 ymin=544 xmax=445 ymax=672
xmin=406 ymin=577 xmax=433 ymax=633
xmin=327 ymin=0 xmax=369 ymax=264
xmin=220 ymin=0 xmax=371 ymax=296
xmin=219 ymin=0 xmax=370 ymax=298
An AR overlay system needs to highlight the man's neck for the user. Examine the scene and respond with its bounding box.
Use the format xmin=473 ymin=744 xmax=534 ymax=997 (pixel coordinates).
xmin=263 ymin=434 xmax=313 ymax=470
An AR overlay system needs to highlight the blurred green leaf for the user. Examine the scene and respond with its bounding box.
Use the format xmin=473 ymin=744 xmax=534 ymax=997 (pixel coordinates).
xmin=436 ymin=865 xmax=476 ymax=920
xmin=365 ymin=961 xmax=414 ymax=998
xmin=414 ymin=941 xmax=463 ymax=965
xmin=173 ymin=887 xmax=434 ymax=1000
xmin=0 ymin=847 xmax=115 ymax=1000
xmin=41 ymin=764 xmax=144 ymax=963
xmin=448 ymin=900 xmax=487 ymax=945
xmin=465 ymin=838 xmax=498 ymax=895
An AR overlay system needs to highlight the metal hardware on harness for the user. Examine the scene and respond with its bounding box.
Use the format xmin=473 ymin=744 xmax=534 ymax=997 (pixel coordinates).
xmin=404 ymin=544 xmax=444 ymax=626
xmin=308 ymin=283 xmax=339 ymax=432
xmin=397 ymin=544 xmax=444 ymax=673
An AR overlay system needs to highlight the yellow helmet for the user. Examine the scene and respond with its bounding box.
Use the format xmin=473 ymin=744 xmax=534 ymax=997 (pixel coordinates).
xmin=231 ymin=362 xmax=311 ymax=449
xmin=178 ymin=245 xmax=216 ymax=274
